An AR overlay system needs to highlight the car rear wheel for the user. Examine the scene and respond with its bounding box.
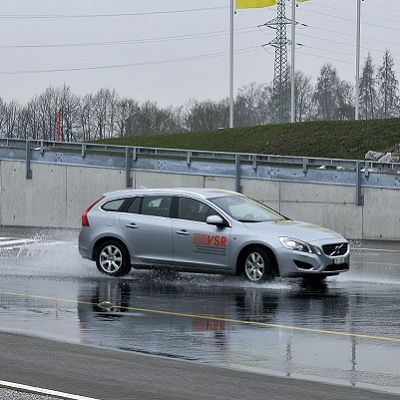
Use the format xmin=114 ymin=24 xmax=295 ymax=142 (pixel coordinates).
xmin=96 ymin=241 xmax=132 ymax=276
xmin=243 ymin=247 xmax=274 ymax=283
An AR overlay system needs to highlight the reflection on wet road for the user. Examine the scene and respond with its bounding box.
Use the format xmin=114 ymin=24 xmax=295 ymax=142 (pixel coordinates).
xmin=0 ymin=233 xmax=399 ymax=396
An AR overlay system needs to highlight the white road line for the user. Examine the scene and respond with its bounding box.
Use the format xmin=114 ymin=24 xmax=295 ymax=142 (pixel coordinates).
xmin=0 ymin=380 xmax=101 ymax=400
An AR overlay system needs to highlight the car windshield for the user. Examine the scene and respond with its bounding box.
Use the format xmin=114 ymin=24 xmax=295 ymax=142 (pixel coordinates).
xmin=210 ymin=195 xmax=286 ymax=223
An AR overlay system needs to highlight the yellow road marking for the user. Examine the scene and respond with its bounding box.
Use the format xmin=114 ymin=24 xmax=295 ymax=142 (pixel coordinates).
xmin=1 ymin=290 xmax=400 ymax=344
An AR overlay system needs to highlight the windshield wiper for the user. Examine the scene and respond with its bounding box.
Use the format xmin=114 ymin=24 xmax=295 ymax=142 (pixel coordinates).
xmin=238 ymin=219 xmax=262 ymax=223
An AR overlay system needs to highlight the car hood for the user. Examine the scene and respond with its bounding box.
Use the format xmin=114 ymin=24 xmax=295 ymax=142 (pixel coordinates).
xmin=243 ymin=219 xmax=344 ymax=243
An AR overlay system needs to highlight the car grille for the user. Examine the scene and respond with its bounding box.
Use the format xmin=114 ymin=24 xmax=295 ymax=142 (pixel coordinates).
xmin=322 ymin=243 xmax=348 ymax=256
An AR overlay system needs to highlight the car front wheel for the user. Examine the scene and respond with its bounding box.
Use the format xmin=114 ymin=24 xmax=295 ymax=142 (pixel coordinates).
xmin=242 ymin=247 xmax=274 ymax=283
xmin=96 ymin=240 xmax=132 ymax=277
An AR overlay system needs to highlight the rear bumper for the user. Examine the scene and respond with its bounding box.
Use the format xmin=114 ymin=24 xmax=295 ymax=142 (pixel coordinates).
xmin=78 ymin=229 xmax=94 ymax=260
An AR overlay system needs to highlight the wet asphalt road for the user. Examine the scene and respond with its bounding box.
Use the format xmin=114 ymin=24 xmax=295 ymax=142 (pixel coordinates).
xmin=0 ymin=231 xmax=399 ymax=399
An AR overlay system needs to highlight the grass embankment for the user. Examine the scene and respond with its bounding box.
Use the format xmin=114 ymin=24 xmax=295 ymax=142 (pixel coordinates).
xmin=97 ymin=119 xmax=400 ymax=160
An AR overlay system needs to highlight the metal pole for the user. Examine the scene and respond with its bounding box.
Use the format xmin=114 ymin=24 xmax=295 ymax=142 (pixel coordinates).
xmin=290 ymin=0 xmax=296 ymax=123
xmin=25 ymin=140 xmax=32 ymax=179
xmin=229 ymin=0 xmax=234 ymax=128
xmin=355 ymin=0 xmax=361 ymax=121
xmin=235 ymin=154 xmax=241 ymax=193
xmin=125 ymin=147 xmax=132 ymax=188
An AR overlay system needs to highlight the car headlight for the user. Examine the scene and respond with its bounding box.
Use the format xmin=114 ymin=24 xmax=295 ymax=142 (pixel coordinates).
xmin=279 ymin=237 xmax=312 ymax=253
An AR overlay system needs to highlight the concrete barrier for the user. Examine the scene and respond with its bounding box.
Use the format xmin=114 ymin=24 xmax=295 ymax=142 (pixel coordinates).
xmin=0 ymin=159 xmax=399 ymax=241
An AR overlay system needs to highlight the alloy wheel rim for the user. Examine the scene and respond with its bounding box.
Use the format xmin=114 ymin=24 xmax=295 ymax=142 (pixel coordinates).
xmin=245 ymin=252 xmax=265 ymax=282
xmin=99 ymin=245 xmax=123 ymax=273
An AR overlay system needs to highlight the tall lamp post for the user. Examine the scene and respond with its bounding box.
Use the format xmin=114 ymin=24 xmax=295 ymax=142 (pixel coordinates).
xmin=355 ymin=0 xmax=362 ymax=121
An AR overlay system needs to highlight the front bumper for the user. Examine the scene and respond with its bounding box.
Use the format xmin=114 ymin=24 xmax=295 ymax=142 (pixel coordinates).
xmin=78 ymin=228 xmax=94 ymax=260
xmin=275 ymin=238 xmax=350 ymax=278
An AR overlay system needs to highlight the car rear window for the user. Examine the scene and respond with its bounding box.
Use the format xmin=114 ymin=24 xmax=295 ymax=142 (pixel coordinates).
xmin=101 ymin=199 xmax=125 ymax=212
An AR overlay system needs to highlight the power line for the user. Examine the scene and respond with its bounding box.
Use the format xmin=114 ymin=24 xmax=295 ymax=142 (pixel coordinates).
xmin=0 ymin=27 xmax=259 ymax=49
xmin=330 ymin=0 xmax=400 ymax=15
xmin=301 ymin=8 xmax=400 ymax=33
xmin=297 ymin=32 xmax=400 ymax=59
xmin=259 ymin=19 xmax=400 ymax=51
xmin=307 ymin=26 xmax=400 ymax=49
xmin=0 ymin=6 xmax=228 ymax=20
xmin=309 ymin=3 xmax=400 ymax=25
xmin=297 ymin=50 xmax=353 ymax=66
xmin=2 ymin=23 xmax=396 ymax=57
xmin=0 ymin=46 xmax=262 ymax=76
xmin=304 ymin=45 xmax=354 ymax=59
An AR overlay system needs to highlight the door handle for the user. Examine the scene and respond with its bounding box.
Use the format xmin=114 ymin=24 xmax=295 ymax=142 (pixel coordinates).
xmin=176 ymin=229 xmax=189 ymax=236
xmin=125 ymin=223 xmax=138 ymax=229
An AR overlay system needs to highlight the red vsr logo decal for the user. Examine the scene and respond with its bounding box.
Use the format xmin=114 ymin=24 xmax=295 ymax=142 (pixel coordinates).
xmin=193 ymin=234 xmax=228 ymax=248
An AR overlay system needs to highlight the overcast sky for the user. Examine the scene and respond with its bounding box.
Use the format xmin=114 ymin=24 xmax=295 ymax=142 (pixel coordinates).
xmin=0 ymin=0 xmax=398 ymax=107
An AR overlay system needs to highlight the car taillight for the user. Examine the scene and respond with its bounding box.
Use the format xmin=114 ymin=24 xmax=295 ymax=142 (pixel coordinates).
xmin=81 ymin=196 xmax=105 ymax=227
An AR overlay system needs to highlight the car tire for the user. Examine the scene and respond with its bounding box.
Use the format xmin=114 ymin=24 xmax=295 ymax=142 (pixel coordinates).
xmin=242 ymin=247 xmax=274 ymax=283
xmin=96 ymin=240 xmax=132 ymax=277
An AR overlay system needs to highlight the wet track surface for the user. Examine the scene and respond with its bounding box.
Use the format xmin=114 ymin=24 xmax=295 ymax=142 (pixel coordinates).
xmin=0 ymin=229 xmax=399 ymax=397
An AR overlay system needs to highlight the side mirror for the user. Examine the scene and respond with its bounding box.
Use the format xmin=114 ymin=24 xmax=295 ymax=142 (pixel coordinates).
xmin=206 ymin=215 xmax=227 ymax=227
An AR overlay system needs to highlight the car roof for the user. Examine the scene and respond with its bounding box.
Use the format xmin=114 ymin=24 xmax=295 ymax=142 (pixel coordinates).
xmin=103 ymin=188 xmax=241 ymax=200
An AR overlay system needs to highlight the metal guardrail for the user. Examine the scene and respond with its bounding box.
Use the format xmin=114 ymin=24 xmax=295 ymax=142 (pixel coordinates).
xmin=1 ymin=138 xmax=400 ymax=207
xmin=1 ymin=137 xmax=400 ymax=173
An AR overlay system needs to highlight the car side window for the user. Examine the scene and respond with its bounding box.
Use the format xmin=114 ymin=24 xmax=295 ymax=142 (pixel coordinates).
xmin=101 ymin=199 xmax=125 ymax=212
xmin=141 ymin=196 xmax=171 ymax=217
xmin=178 ymin=198 xmax=216 ymax=223
xmin=126 ymin=197 xmax=141 ymax=214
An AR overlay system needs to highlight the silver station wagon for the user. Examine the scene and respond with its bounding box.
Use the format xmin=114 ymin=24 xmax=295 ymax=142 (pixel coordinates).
xmin=78 ymin=188 xmax=350 ymax=282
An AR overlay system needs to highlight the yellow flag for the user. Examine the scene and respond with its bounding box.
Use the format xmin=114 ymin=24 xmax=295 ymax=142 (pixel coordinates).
xmin=236 ymin=0 xmax=276 ymax=9
xmin=236 ymin=0 xmax=308 ymax=8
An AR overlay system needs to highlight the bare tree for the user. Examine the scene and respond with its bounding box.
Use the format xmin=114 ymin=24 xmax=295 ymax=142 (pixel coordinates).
xmin=294 ymin=71 xmax=313 ymax=122
xmin=59 ymin=85 xmax=80 ymax=142
xmin=93 ymin=89 xmax=110 ymax=140
xmin=115 ymin=98 xmax=130 ymax=137
xmin=105 ymin=89 xmax=118 ymax=138
xmin=359 ymin=54 xmax=377 ymax=120
xmin=2 ymin=54 xmax=400 ymax=143
xmin=126 ymin=101 xmax=182 ymax=136
xmin=37 ymin=87 xmax=61 ymax=141
xmin=0 ymin=98 xmax=7 ymax=134
xmin=377 ymin=50 xmax=399 ymax=118
xmin=336 ymin=80 xmax=354 ymax=121
xmin=234 ymin=82 xmax=271 ymax=127
xmin=26 ymin=97 xmax=42 ymax=140
xmin=3 ymin=101 xmax=20 ymax=138
xmin=123 ymin=100 xmax=142 ymax=137
xmin=184 ymin=99 xmax=229 ymax=132
xmin=313 ymin=64 xmax=354 ymax=121
xmin=79 ymin=94 xmax=95 ymax=142
xmin=314 ymin=64 xmax=339 ymax=120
